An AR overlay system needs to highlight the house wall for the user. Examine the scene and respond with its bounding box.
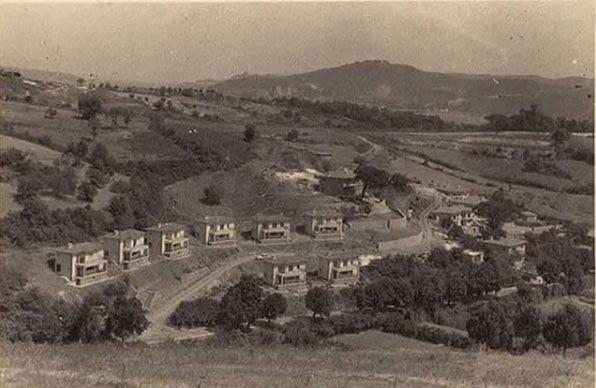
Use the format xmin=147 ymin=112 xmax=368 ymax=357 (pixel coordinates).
xmin=146 ymin=230 xmax=165 ymax=257
xmin=55 ymin=252 xmax=75 ymax=281
xmin=346 ymin=216 xmax=407 ymax=232
xmin=103 ymin=238 xmax=123 ymax=263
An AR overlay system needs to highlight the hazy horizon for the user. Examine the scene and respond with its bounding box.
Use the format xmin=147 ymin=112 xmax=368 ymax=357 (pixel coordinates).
xmin=1 ymin=2 xmax=594 ymax=84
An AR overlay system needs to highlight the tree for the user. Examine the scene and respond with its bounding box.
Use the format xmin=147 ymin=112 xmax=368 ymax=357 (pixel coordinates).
xmin=444 ymin=269 xmax=467 ymax=306
xmin=203 ymin=185 xmax=223 ymax=205
xmin=410 ymin=266 xmax=446 ymax=311
xmin=218 ymin=276 xmax=263 ymax=331
xmin=44 ymin=107 xmax=57 ymax=119
xmin=305 ymin=287 xmax=334 ymax=320
xmin=88 ymin=117 xmax=101 ymax=139
xmin=466 ymin=300 xmax=513 ymax=350
xmin=77 ymin=182 xmax=98 ymax=202
xmin=354 ymin=165 xmax=389 ymax=198
xmin=77 ymin=94 xmax=103 ymax=119
xmin=169 ymin=297 xmax=220 ymax=328
xmin=355 ymin=280 xmax=391 ymax=314
xmin=285 ymin=129 xmax=299 ymax=142
xmin=389 ymin=173 xmax=410 ymax=192
xmin=514 ymin=304 xmax=543 ymax=351
xmin=543 ymin=304 xmax=592 ymax=354
xmin=261 ymin=293 xmax=287 ymax=324
xmin=108 ymin=295 xmax=148 ymax=340
xmin=243 ymin=124 xmax=257 ymax=142
xmin=551 ymin=127 xmax=570 ymax=159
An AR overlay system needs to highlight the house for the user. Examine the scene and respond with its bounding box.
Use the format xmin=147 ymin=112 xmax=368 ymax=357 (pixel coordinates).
xmin=305 ymin=210 xmax=343 ymax=240
xmin=519 ymin=211 xmax=538 ymax=224
xmin=483 ymin=239 xmax=527 ymax=257
xmin=252 ymin=214 xmax=291 ymax=243
xmin=103 ymin=229 xmax=149 ymax=271
xmin=318 ymin=256 xmax=360 ymax=284
xmin=318 ymin=169 xmax=364 ymax=199
xmin=196 ymin=215 xmax=237 ymax=246
xmin=429 ymin=205 xmax=484 ymax=236
xmin=145 ymin=223 xmax=190 ymax=259
xmin=262 ymin=257 xmax=307 ymax=288
xmin=462 ymin=249 xmax=484 ymax=264
xmin=54 ymin=242 xmax=108 ymax=287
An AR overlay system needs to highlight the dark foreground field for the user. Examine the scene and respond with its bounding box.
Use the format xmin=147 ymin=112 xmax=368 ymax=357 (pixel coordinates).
xmin=0 ymin=331 xmax=593 ymax=388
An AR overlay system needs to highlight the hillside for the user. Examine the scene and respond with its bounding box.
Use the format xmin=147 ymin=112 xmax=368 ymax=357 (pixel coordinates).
xmin=213 ymin=60 xmax=595 ymax=120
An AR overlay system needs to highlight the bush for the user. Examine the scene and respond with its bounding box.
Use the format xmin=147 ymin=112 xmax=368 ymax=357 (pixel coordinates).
xmin=203 ymin=185 xmax=223 ymax=205
xmin=282 ymin=320 xmax=319 ymax=347
xmin=543 ymin=304 xmax=592 ymax=354
xmin=169 ymin=297 xmax=220 ymax=328
xmin=285 ymin=129 xmax=299 ymax=142
xmin=466 ymin=300 xmax=513 ymax=350
xmin=378 ymin=312 xmax=418 ymax=337
xmin=415 ymin=322 xmax=470 ymax=349
xmin=77 ymin=94 xmax=103 ymax=119
xmin=77 ymin=181 xmax=98 ymax=202
xmin=329 ymin=313 xmax=378 ymax=334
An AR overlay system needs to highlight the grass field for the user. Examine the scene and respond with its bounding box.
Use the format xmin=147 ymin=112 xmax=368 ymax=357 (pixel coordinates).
xmin=0 ymin=331 xmax=592 ymax=388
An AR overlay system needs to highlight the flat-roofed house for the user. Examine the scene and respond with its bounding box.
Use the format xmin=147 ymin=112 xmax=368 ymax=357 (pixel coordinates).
xmin=196 ymin=216 xmax=237 ymax=246
xmin=306 ymin=210 xmax=343 ymax=240
xmin=103 ymin=229 xmax=149 ymax=271
xmin=483 ymin=239 xmax=527 ymax=257
xmin=262 ymin=257 xmax=307 ymax=288
xmin=318 ymin=169 xmax=364 ymax=199
xmin=318 ymin=256 xmax=360 ymax=284
xmin=54 ymin=242 xmax=108 ymax=287
xmin=145 ymin=223 xmax=190 ymax=259
xmin=252 ymin=214 xmax=291 ymax=243
xmin=462 ymin=249 xmax=485 ymax=264
xmin=519 ymin=211 xmax=538 ymax=224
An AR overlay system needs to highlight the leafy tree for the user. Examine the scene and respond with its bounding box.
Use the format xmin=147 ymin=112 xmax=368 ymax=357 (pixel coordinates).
xmin=305 ymin=287 xmax=334 ymax=320
xmin=285 ymin=129 xmax=299 ymax=142
xmin=0 ymin=264 xmax=27 ymax=300
xmin=243 ymin=124 xmax=257 ymax=142
xmin=203 ymin=184 xmax=223 ymax=205
xmin=551 ymin=127 xmax=570 ymax=159
xmin=444 ymin=269 xmax=467 ymax=306
xmin=355 ymin=280 xmax=391 ymax=314
xmin=169 ymin=297 xmax=220 ymax=328
xmin=543 ymin=304 xmax=592 ymax=354
xmin=466 ymin=300 xmax=513 ymax=350
xmin=107 ymin=295 xmax=148 ymax=340
xmin=476 ymin=189 xmax=520 ymax=239
xmin=89 ymin=144 xmax=115 ymax=175
xmin=261 ymin=293 xmax=287 ymax=324
xmin=389 ymin=173 xmax=410 ymax=192
xmin=77 ymin=181 xmax=98 ymax=202
xmin=218 ymin=276 xmax=263 ymax=331
xmin=78 ymin=94 xmax=103 ymax=119
xmin=514 ymin=304 xmax=543 ymax=351
xmin=354 ymin=165 xmax=389 ymax=198
xmin=410 ymin=266 xmax=446 ymax=311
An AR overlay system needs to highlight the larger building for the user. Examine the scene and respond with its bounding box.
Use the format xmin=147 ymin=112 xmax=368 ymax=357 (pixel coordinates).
xmin=103 ymin=229 xmax=150 ymax=271
xmin=318 ymin=255 xmax=360 ymax=285
xmin=145 ymin=223 xmax=190 ymax=259
xmin=262 ymin=257 xmax=307 ymax=288
xmin=252 ymin=214 xmax=291 ymax=243
xmin=54 ymin=242 xmax=108 ymax=287
xmin=305 ymin=210 xmax=344 ymax=240
xmin=196 ymin=216 xmax=237 ymax=246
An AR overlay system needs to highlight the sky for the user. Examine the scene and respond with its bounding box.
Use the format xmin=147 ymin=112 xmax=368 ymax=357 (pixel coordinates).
xmin=0 ymin=2 xmax=594 ymax=84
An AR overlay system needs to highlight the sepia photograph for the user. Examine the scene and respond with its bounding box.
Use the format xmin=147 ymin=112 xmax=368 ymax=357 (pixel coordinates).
xmin=0 ymin=1 xmax=594 ymax=387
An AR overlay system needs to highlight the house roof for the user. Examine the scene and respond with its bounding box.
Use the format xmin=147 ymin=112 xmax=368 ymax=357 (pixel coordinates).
xmin=105 ymin=229 xmax=145 ymax=241
xmin=145 ymin=222 xmax=187 ymax=233
xmin=462 ymin=249 xmax=483 ymax=256
xmin=304 ymin=209 xmax=343 ymax=218
xmin=197 ymin=215 xmax=235 ymax=224
xmin=320 ymin=169 xmax=356 ymax=180
xmin=262 ymin=256 xmax=306 ymax=266
xmin=253 ymin=213 xmax=290 ymax=223
xmin=57 ymin=242 xmax=103 ymax=254
xmin=431 ymin=205 xmax=472 ymax=215
xmin=483 ymin=239 xmax=526 ymax=248
xmin=520 ymin=211 xmax=537 ymax=217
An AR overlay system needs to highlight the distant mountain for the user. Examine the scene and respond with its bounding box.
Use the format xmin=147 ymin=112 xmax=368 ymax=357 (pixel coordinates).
xmin=1 ymin=65 xmax=82 ymax=84
xmin=212 ymin=60 xmax=594 ymax=120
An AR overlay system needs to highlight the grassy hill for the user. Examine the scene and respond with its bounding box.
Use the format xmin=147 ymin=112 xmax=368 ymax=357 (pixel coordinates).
xmin=213 ymin=60 xmax=594 ymax=120
xmin=0 ymin=331 xmax=593 ymax=387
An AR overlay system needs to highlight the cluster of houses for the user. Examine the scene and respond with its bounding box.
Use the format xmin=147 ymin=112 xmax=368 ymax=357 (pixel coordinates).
xmin=53 ymin=210 xmax=349 ymax=287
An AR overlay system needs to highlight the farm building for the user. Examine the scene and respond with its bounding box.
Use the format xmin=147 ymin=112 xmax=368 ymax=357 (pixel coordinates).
xmin=54 ymin=242 xmax=108 ymax=287
xmin=318 ymin=169 xmax=364 ymax=199
xmin=195 ymin=215 xmax=237 ymax=246
xmin=145 ymin=223 xmax=190 ymax=259
xmin=262 ymin=257 xmax=307 ymax=288
xmin=103 ymin=229 xmax=150 ymax=271
xmin=318 ymin=255 xmax=360 ymax=284
xmin=252 ymin=214 xmax=291 ymax=243
xmin=305 ymin=210 xmax=343 ymax=240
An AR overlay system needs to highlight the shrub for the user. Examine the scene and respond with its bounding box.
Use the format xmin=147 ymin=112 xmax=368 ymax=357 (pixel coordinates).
xmin=77 ymin=94 xmax=103 ymax=119
xmin=378 ymin=312 xmax=418 ymax=337
xmin=77 ymin=181 xmax=98 ymax=202
xmin=466 ymin=300 xmax=513 ymax=350
xmin=415 ymin=322 xmax=470 ymax=349
xmin=282 ymin=320 xmax=319 ymax=347
xmin=285 ymin=129 xmax=299 ymax=142
xmin=203 ymin=184 xmax=223 ymax=205
xmin=169 ymin=297 xmax=220 ymax=328
xmin=543 ymin=304 xmax=592 ymax=354
xmin=329 ymin=313 xmax=378 ymax=334
xmin=243 ymin=124 xmax=257 ymax=142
